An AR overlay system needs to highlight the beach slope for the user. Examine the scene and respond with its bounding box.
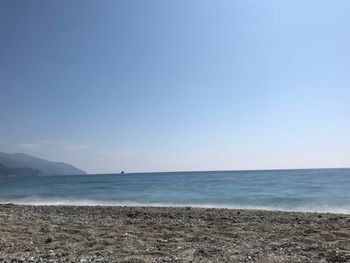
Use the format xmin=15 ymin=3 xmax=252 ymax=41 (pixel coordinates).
xmin=0 ymin=204 xmax=349 ymax=262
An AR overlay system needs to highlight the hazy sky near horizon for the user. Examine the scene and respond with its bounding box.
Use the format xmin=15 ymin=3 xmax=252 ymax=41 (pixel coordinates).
xmin=1 ymin=0 xmax=349 ymax=173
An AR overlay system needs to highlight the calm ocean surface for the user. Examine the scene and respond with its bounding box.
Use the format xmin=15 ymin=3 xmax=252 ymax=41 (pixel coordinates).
xmin=1 ymin=169 xmax=350 ymax=213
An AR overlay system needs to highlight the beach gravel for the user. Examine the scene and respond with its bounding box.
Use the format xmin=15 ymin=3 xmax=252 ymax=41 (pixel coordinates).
xmin=0 ymin=204 xmax=350 ymax=262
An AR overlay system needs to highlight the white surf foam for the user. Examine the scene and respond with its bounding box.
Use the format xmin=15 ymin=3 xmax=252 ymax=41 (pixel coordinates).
xmin=1 ymin=197 xmax=350 ymax=214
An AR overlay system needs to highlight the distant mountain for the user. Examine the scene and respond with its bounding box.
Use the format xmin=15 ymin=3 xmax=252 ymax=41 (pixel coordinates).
xmin=0 ymin=152 xmax=87 ymax=176
xmin=0 ymin=162 xmax=42 ymax=176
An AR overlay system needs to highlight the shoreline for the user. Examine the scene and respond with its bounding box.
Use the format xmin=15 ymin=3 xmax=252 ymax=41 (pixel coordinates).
xmin=0 ymin=204 xmax=350 ymax=262
xmin=1 ymin=201 xmax=349 ymax=215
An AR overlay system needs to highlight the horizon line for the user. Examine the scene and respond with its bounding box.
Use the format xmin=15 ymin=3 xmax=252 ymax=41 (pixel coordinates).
xmin=87 ymin=166 xmax=350 ymax=176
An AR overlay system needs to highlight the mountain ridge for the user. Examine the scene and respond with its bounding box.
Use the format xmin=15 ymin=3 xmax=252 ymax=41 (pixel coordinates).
xmin=0 ymin=151 xmax=87 ymax=176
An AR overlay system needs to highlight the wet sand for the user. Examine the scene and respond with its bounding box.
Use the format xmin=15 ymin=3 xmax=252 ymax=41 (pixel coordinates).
xmin=0 ymin=204 xmax=350 ymax=262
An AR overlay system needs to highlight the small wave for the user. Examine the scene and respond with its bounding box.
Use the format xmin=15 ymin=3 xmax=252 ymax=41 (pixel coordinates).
xmin=1 ymin=197 xmax=350 ymax=214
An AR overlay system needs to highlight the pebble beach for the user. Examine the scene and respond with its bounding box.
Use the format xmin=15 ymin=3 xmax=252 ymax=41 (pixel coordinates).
xmin=0 ymin=204 xmax=350 ymax=263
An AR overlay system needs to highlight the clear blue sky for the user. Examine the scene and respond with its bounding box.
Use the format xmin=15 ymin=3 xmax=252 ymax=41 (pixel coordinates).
xmin=0 ymin=0 xmax=349 ymax=173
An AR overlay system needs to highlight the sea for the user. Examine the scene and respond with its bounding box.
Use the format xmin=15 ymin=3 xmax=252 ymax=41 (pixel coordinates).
xmin=0 ymin=168 xmax=350 ymax=214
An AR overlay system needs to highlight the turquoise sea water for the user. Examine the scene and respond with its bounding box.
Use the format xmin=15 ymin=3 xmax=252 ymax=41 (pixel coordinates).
xmin=0 ymin=169 xmax=350 ymax=213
